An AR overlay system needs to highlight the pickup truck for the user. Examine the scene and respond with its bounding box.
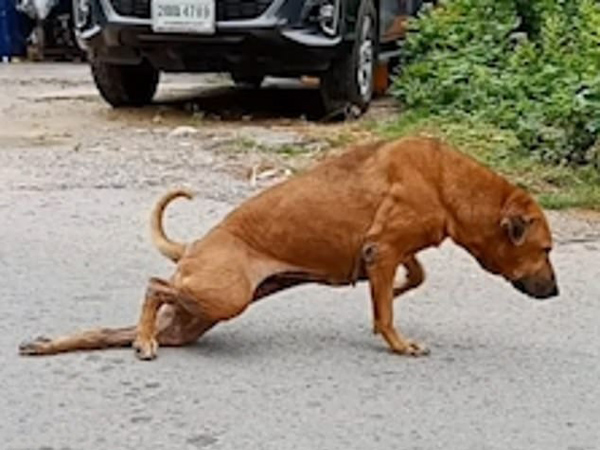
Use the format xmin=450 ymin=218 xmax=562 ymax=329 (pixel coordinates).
xmin=73 ymin=0 xmax=426 ymax=117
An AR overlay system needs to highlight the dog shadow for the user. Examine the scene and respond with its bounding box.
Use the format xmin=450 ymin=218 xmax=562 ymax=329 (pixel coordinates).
xmin=180 ymin=323 xmax=375 ymax=361
xmin=177 ymin=320 xmax=438 ymax=363
xmin=178 ymin=321 xmax=573 ymax=366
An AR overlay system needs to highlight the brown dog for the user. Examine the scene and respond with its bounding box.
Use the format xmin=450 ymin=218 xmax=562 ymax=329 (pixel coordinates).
xmin=19 ymin=136 xmax=558 ymax=359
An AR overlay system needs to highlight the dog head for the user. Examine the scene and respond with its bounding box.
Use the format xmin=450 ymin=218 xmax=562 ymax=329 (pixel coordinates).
xmin=477 ymin=189 xmax=559 ymax=300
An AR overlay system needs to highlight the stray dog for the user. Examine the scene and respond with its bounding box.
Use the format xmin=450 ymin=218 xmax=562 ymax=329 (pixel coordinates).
xmin=19 ymin=136 xmax=558 ymax=360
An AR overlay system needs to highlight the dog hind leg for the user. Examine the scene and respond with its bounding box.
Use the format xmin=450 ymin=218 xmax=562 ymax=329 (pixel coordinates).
xmin=133 ymin=269 xmax=250 ymax=361
xmin=132 ymin=277 xmax=183 ymax=360
xmin=155 ymin=306 xmax=216 ymax=347
xmin=18 ymin=302 xmax=214 ymax=357
xmin=19 ymin=326 xmax=137 ymax=356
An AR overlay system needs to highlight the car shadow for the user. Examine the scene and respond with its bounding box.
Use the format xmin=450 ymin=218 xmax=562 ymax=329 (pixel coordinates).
xmin=154 ymin=78 xmax=328 ymax=122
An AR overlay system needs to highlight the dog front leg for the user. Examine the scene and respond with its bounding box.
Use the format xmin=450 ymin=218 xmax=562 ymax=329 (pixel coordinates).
xmin=393 ymin=255 xmax=425 ymax=298
xmin=369 ymin=255 xmax=424 ymax=336
xmin=366 ymin=249 xmax=429 ymax=356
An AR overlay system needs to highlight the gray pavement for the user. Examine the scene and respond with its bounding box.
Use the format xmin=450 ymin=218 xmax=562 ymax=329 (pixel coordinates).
xmin=1 ymin=63 xmax=599 ymax=450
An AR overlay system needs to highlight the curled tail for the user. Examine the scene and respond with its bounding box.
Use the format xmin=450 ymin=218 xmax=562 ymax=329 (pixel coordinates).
xmin=151 ymin=188 xmax=194 ymax=263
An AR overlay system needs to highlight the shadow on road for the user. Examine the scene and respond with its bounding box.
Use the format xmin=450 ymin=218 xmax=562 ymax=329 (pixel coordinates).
xmin=155 ymin=79 xmax=327 ymax=122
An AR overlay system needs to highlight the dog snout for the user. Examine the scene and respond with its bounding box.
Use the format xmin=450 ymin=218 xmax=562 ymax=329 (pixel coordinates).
xmin=511 ymin=275 xmax=559 ymax=300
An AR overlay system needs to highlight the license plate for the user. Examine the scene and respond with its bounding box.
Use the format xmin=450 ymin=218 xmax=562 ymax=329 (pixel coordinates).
xmin=152 ymin=0 xmax=215 ymax=34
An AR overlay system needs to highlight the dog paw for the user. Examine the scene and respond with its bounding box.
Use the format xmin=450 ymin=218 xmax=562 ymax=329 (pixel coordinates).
xmin=133 ymin=338 xmax=158 ymax=361
xmin=19 ymin=335 xmax=52 ymax=356
xmin=393 ymin=340 xmax=430 ymax=357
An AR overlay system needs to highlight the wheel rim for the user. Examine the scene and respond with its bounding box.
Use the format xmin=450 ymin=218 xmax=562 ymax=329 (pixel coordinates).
xmin=357 ymin=14 xmax=374 ymax=100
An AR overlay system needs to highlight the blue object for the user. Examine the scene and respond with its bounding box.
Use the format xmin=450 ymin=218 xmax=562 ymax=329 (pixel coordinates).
xmin=0 ymin=0 xmax=25 ymax=58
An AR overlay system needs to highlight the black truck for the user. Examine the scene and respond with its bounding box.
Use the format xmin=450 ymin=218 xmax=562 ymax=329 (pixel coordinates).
xmin=74 ymin=0 xmax=426 ymax=115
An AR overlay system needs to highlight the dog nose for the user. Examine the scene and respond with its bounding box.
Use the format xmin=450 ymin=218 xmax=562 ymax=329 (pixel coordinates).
xmin=546 ymin=283 xmax=559 ymax=298
xmin=541 ymin=271 xmax=559 ymax=299
xmin=535 ymin=283 xmax=559 ymax=299
xmin=511 ymin=277 xmax=559 ymax=299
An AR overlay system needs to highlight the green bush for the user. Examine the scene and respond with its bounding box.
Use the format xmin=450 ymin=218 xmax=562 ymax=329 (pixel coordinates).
xmin=393 ymin=0 xmax=600 ymax=168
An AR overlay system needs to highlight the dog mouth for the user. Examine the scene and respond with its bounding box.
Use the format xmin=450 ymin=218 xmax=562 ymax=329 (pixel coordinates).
xmin=511 ymin=277 xmax=559 ymax=300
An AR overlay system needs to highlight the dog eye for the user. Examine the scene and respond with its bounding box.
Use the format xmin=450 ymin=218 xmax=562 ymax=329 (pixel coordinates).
xmin=543 ymin=247 xmax=552 ymax=254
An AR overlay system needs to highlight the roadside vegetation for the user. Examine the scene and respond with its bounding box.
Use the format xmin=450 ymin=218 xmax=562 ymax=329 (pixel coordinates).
xmin=383 ymin=0 xmax=600 ymax=209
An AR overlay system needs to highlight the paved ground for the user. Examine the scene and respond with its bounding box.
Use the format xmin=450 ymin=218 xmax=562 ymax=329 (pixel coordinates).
xmin=1 ymin=63 xmax=599 ymax=450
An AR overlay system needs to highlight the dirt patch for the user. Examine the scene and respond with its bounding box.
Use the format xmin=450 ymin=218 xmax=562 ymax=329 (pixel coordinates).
xmin=0 ymin=63 xmax=390 ymax=189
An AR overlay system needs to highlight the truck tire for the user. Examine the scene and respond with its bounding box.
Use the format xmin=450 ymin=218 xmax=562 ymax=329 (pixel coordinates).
xmin=91 ymin=59 xmax=159 ymax=107
xmin=320 ymin=0 xmax=377 ymax=119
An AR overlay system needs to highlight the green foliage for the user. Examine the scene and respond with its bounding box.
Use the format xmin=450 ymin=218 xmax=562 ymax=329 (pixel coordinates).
xmin=393 ymin=0 xmax=600 ymax=168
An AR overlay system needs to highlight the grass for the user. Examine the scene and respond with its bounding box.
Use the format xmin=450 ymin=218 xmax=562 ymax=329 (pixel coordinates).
xmin=373 ymin=112 xmax=600 ymax=210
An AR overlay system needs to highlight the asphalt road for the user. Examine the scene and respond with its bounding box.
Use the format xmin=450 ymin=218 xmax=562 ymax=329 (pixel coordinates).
xmin=1 ymin=64 xmax=599 ymax=450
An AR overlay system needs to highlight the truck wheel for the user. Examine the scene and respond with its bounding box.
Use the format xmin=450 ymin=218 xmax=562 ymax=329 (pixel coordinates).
xmin=320 ymin=0 xmax=377 ymax=119
xmin=91 ymin=59 xmax=159 ymax=107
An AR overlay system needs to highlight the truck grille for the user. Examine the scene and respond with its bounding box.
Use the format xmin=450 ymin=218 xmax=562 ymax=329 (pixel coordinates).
xmin=109 ymin=0 xmax=272 ymax=21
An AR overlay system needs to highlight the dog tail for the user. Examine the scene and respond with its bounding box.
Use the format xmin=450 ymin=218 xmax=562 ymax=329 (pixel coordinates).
xmin=151 ymin=188 xmax=194 ymax=263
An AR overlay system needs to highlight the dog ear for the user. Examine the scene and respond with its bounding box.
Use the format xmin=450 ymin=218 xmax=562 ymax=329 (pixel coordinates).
xmin=501 ymin=215 xmax=534 ymax=246
xmin=501 ymin=189 xmax=537 ymax=246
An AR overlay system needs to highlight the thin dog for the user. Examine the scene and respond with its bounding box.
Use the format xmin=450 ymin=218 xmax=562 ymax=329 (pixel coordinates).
xmin=20 ymin=136 xmax=559 ymax=359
